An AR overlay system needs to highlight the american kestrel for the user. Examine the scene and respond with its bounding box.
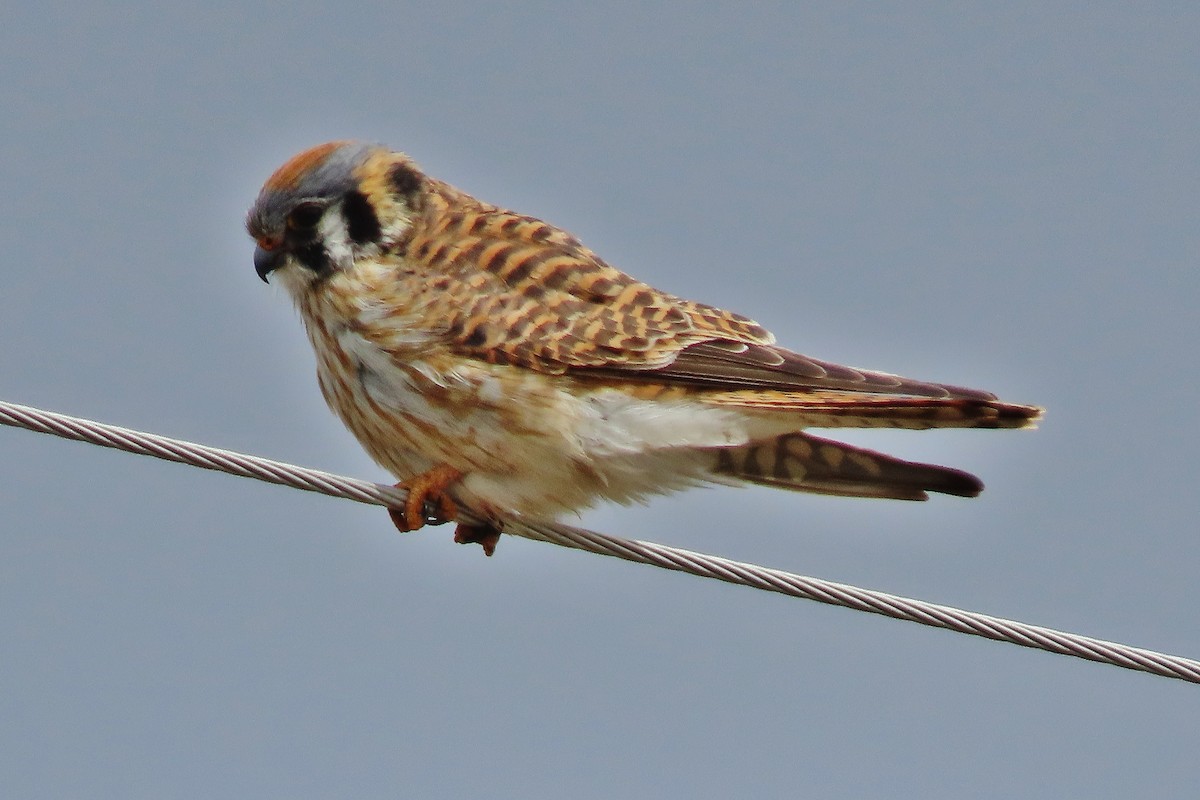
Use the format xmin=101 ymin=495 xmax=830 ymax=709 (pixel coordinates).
xmin=247 ymin=141 xmax=1041 ymax=555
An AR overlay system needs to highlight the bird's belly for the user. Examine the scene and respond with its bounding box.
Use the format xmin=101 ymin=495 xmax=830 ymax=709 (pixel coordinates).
xmin=306 ymin=327 xmax=765 ymax=519
xmin=305 ymin=325 xmax=595 ymax=513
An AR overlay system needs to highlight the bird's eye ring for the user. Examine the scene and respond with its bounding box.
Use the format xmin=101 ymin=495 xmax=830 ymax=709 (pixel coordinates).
xmin=286 ymin=201 xmax=325 ymax=231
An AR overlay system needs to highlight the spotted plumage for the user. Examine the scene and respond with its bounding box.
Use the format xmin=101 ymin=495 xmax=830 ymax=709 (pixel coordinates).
xmin=246 ymin=140 xmax=1042 ymax=554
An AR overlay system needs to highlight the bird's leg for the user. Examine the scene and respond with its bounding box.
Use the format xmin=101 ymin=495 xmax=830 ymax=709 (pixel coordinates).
xmin=387 ymin=464 xmax=463 ymax=533
xmin=386 ymin=466 xmax=503 ymax=556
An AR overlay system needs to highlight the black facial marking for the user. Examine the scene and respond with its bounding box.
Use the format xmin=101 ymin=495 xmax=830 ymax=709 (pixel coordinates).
xmin=287 ymin=201 xmax=325 ymax=232
xmin=293 ymin=241 xmax=332 ymax=276
xmin=388 ymin=162 xmax=422 ymax=196
xmin=342 ymin=190 xmax=383 ymax=244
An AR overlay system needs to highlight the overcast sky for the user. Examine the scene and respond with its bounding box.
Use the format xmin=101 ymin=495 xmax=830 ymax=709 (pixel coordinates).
xmin=2 ymin=4 xmax=1198 ymax=798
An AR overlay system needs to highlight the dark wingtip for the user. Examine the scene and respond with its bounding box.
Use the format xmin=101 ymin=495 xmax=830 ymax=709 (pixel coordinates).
xmin=930 ymin=467 xmax=985 ymax=498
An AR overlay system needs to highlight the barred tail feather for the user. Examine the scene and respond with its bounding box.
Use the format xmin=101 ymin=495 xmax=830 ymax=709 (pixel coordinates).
xmin=711 ymin=432 xmax=984 ymax=501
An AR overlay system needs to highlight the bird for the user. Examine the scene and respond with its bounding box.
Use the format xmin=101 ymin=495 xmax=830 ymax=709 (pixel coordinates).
xmin=246 ymin=140 xmax=1042 ymax=556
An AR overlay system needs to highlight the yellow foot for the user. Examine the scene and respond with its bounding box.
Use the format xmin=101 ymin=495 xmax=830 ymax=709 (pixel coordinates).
xmin=386 ymin=464 xmax=463 ymax=533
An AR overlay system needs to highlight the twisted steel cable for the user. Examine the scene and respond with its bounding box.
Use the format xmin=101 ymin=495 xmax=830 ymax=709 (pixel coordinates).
xmin=3 ymin=398 xmax=1197 ymax=685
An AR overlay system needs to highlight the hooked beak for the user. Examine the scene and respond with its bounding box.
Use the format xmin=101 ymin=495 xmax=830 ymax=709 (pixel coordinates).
xmin=254 ymin=245 xmax=283 ymax=283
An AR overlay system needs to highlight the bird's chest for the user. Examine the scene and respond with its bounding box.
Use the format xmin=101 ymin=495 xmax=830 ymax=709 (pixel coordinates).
xmin=300 ymin=309 xmax=567 ymax=479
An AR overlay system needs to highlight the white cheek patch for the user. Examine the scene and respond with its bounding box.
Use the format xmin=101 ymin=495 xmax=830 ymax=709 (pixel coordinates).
xmin=318 ymin=207 xmax=355 ymax=270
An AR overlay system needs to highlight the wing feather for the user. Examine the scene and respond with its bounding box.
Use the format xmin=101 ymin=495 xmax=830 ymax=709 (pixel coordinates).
xmin=403 ymin=190 xmax=1014 ymax=403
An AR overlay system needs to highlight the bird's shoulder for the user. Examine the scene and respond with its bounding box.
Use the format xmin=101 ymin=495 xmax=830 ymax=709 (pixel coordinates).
xmin=376 ymin=186 xmax=770 ymax=372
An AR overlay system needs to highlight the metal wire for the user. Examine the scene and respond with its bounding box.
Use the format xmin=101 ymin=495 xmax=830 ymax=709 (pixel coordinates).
xmin=2 ymin=397 xmax=1198 ymax=685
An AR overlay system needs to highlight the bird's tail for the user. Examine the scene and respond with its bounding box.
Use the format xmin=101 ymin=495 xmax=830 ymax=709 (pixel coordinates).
xmin=704 ymin=392 xmax=1043 ymax=431
xmin=710 ymin=431 xmax=986 ymax=500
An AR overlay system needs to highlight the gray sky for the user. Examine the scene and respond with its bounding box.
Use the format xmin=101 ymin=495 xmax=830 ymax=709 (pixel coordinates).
xmin=2 ymin=3 xmax=1198 ymax=798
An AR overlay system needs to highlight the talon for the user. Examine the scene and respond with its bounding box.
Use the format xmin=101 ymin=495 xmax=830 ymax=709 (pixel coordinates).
xmin=385 ymin=464 xmax=463 ymax=533
xmin=422 ymin=494 xmax=456 ymax=526
xmin=387 ymin=505 xmax=411 ymax=533
xmin=453 ymin=521 xmax=503 ymax=557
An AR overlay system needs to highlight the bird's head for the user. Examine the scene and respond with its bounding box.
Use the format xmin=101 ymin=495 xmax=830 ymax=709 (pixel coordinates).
xmin=245 ymin=141 xmax=426 ymax=293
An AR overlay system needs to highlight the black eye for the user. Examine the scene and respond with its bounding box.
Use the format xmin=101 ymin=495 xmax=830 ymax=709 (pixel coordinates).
xmin=286 ymin=201 xmax=325 ymax=231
